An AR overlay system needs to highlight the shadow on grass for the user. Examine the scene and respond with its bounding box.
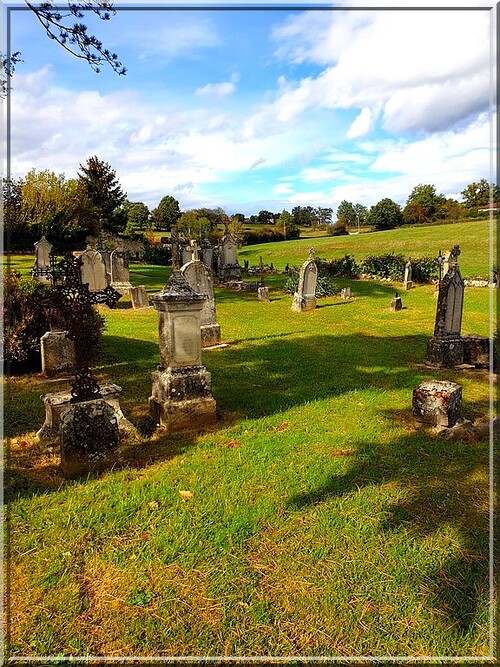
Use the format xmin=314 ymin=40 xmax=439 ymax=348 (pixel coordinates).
xmin=286 ymin=402 xmax=491 ymax=639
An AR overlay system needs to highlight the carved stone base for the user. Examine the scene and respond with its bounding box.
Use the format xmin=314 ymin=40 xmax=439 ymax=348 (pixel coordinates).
xmin=390 ymin=296 xmax=403 ymax=311
xmin=40 ymin=330 xmax=75 ymax=378
xmin=426 ymin=336 xmax=465 ymax=368
xmin=462 ymin=334 xmax=491 ymax=368
xmin=35 ymin=383 xmax=135 ymax=454
xmin=201 ymin=323 xmax=221 ymax=347
xmin=291 ymin=293 xmax=316 ymax=312
xmin=412 ymin=380 xmax=462 ymax=427
xmin=149 ymin=366 xmax=216 ymax=433
xmin=60 ymin=398 xmax=119 ymax=478
xmin=219 ymin=265 xmax=242 ymax=282
xmin=403 ymin=281 xmax=413 ymax=290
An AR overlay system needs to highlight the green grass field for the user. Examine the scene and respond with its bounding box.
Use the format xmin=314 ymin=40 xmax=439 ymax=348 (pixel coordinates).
xmin=4 ymin=220 xmax=495 ymax=659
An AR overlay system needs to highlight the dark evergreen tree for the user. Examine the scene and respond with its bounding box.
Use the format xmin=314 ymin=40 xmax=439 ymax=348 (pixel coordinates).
xmin=77 ymin=156 xmax=127 ymax=234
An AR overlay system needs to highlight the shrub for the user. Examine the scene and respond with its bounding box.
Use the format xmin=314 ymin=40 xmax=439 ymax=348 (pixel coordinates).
xmin=141 ymin=242 xmax=170 ymax=265
xmin=410 ymin=256 xmax=439 ymax=283
xmin=4 ymin=272 xmax=51 ymax=372
xmin=241 ymin=227 xmax=300 ymax=246
xmin=330 ymin=220 xmax=349 ymax=236
xmin=4 ymin=271 xmax=106 ymax=374
xmin=361 ymin=253 xmax=406 ymax=280
xmin=318 ymin=254 xmax=361 ymax=278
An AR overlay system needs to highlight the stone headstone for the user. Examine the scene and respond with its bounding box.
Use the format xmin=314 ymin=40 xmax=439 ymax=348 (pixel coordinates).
xmin=40 ymin=330 xmax=75 ymax=378
xmin=130 ymin=285 xmax=148 ymax=309
xmin=36 ymin=382 xmax=135 ymax=453
xmin=32 ymin=236 xmax=53 ymax=282
xmin=390 ymin=293 xmax=403 ymax=311
xmin=291 ymin=248 xmax=318 ymax=312
xmin=462 ymin=334 xmax=492 ymax=368
xmin=403 ymin=260 xmax=413 ymax=290
xmin=182 ymin=244 xmax=193 ymax=266
xmin=80 ymin=246 xmax=107 ymax=292
xmin=412 ymin=380 xmax=462 ymax=427
xmin=181 ymin=255 xmax=221 ymax=347
xmin=60 ymin=399 xmax=120 ymax=478
xmin=200 ymin=235 xmax=213 ymax=271
xmin=110 ymin=250 xmax=133 ymax=296
xmin=340 ymin=286 xmax=352 ymax=299
xmin=217 ymin=233 xmax=241 ymax=282
xmin=257 ymin=286 xmax=270 ymax=302
xmin=426 ymin=245 xmax=465 ymax=367
xmin=149 ymin=270 xmax=217 ymax=433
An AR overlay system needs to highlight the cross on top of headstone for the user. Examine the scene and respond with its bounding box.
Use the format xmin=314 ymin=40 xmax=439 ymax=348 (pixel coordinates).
xmin=190 ymin=239 xmax=200 ymax=261
xmin=448 ymin=245 xmax=461 ymax=268
xmin=308 ymin=247 xmax=316 ymax=260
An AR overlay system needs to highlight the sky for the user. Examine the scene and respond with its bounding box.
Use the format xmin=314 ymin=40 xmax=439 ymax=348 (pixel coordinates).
xmin=4 ymin=0 xmax=497 ymax=217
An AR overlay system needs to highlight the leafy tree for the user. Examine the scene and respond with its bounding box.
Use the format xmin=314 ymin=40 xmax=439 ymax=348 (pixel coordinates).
xmin=77 ymin=155 xmax=127 ymax=234
xmin=366 ymin=198 xmax=404 ymax=231
xmin=2 ymin=1 xmax=125 ymax=95
xmin=231 ymin=213 xmax=246 ymax=225
xmin=402 ymin=202 xmax=428 ymax=225
xmin=440 ymin=198 xmax=465 ymax=221
xmin=177 ymin=210 xmax=211 ymax=240
xmin=461 ymin=179 xmax=499 ymax=208
xmin=124 ymin=201 xmax=150 ymax=234
xmin=277 ymin=209 xmax=299 ymax=240
xmin=406 ymin=184 xmax=445 ymax=220
xmin=316 ymin=207 xmax=333 ymax=225
xmin=336 ymin=200 xmax=356 ymax=226
xmin=353 ymin=203 xmax=368 ymax=225
xmin=291 ymin=205 xmax=316 ymax=227
xmin=151 ymin=195 xmax=181 ymax=231
xmin=257 ymin=210 xmax=274 ymax=224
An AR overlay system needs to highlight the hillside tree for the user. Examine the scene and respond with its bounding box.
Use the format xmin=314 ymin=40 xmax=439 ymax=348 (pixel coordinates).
xmin=77 ymin=155 xmax=127 ymax=235
xmin=151 ymin=195 xmax=181 ymax=231
xmin=366 ymin=198 xmax=404 ymax=231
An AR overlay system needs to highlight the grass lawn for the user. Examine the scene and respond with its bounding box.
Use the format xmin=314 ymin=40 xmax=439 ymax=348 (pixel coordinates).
xmin=4 ymin=223 xmax=495 ymax=659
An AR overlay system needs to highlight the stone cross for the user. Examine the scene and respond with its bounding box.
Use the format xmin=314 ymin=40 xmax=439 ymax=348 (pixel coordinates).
xmin=190 ymin=239 xmax=200 ymax=262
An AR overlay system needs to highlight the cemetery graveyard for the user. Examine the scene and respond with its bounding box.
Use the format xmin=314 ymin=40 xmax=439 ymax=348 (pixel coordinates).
xmin=4 ymin=226 xmax=495 ymax=658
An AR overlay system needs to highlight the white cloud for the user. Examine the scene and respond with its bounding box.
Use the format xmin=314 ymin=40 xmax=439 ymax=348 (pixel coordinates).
xmin=263 ymin=9 xmax=492 ymax=136
xmin=273 ymin=182 xmax=294 ymax=195
xmin=195 ymin=80 xmax=236 ymax=97
xmin=347 ymin=107 xmax=376 ymax=139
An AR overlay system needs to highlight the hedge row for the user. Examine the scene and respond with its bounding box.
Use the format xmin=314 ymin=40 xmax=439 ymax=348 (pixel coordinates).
xmin=318 ymin=253 xmax=438 ymax=283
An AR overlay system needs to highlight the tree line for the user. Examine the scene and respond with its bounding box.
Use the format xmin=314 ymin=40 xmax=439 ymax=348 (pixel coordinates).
xmin=5 ymin=157 xmax=499 ymax=252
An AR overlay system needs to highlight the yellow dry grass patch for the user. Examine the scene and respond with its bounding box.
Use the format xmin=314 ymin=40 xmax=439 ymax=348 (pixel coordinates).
xmin=78 ymin=557 xmax=224 ymax=655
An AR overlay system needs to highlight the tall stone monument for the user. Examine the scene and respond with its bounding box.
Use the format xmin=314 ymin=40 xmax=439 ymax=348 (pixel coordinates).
xmin=426 ymin=245 xmax=465 ymax=367
xmin=181 ymin=241 xmax=221 ymax=347
xmin=31 ymin=236 xmax=53 ymax=282
xmin=200 ymin=233 xmax=213 ymax=271
xmin=403 ymin=260 xmax=413 ymax=290
xmin=291 ymin=248 xmax=318 ymax=312
xmin=149 ymin=270 xmax=217 ymax=433
xmin=110 ymin=249 xmax=133 ymax=296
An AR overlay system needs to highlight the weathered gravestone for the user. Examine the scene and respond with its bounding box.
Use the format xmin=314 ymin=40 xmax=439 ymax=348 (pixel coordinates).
xmin=390 ymin=292 xmax=403 ymax=311
xmin=403 ymin=260 xmax=413 ymax=290
xmin=181 ymin=244 xmax=193 ymax=266
xmin=130 ymin=285 xmax=149 ymax=309
xmin=291 ymin=248 xmax=318 ymax=312
xmin=340 ymin=286 xmax=352 ymax=299
xmin=426 ymin=245 xmax=465 ymax=367
xmin=217 ymin=229 xmax=241 ymax=282
xmin=200 ymin=233 xmax=213 ymax=271
xmin=181 ymin=241 xmax=221 ymax=346
xmin=149 ymin=270 xmax=217 ymax=433
xmin=31 ymin=236 xmax=53 ymax=282
xmin=412 ymin=380 xmax=462 ymax=427
xmin=110 ymin=249 xmax=133 ymax=296
xmin=40 ymin=330 xmax=75 ymax=378
xmin=80 ymin=245 xmax=108 ymax=292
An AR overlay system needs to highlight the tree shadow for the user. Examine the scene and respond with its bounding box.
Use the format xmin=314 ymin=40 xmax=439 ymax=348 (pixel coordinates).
xmin=286 ymin=399 xmax=492 ymax=639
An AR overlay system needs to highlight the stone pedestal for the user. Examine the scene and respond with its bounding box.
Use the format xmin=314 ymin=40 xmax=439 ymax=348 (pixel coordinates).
xmin=35 ymin=383 xmax=135 ymax=453
xmin=130 ymin=285 xmax=148 ymax=309
xmin=257 ymin=286 xmax=270 ymax=302
xmin=390 ymin=295 xmax=403 ymax=311
xmin=426 ymin=336 xmax=465 ymax=368
xmin=340 ymin=286 xmax=352 ymax=299
xmin=60 ymin=398 xmax=119 ymax=478
xmin=462 ymin=334 xmax=491 ymax=368
xmin=403 ymin=281 xmax=413 ymax=290
xmin=40 ymin=330 xmax=75 ymax=378
xmin=149 ymin=366 xmax=216 ymax=433
xmin=201 ymin=324 xmax=222 ymax=347
xmin=149 ymin=270 xmax=217 ymax=433
xmin=291 ymin=292 xmax=316 ymax=312
xmin=412 ymin=380 xmax=462 ymax=427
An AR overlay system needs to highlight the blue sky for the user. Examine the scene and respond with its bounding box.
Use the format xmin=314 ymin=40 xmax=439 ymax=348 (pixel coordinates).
xmin=6 ymin=1 xmax=496 ymax=216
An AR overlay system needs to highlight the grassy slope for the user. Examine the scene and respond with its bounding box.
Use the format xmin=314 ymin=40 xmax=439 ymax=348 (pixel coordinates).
xmin=5 ymin=219 xmax=495 ymax=658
